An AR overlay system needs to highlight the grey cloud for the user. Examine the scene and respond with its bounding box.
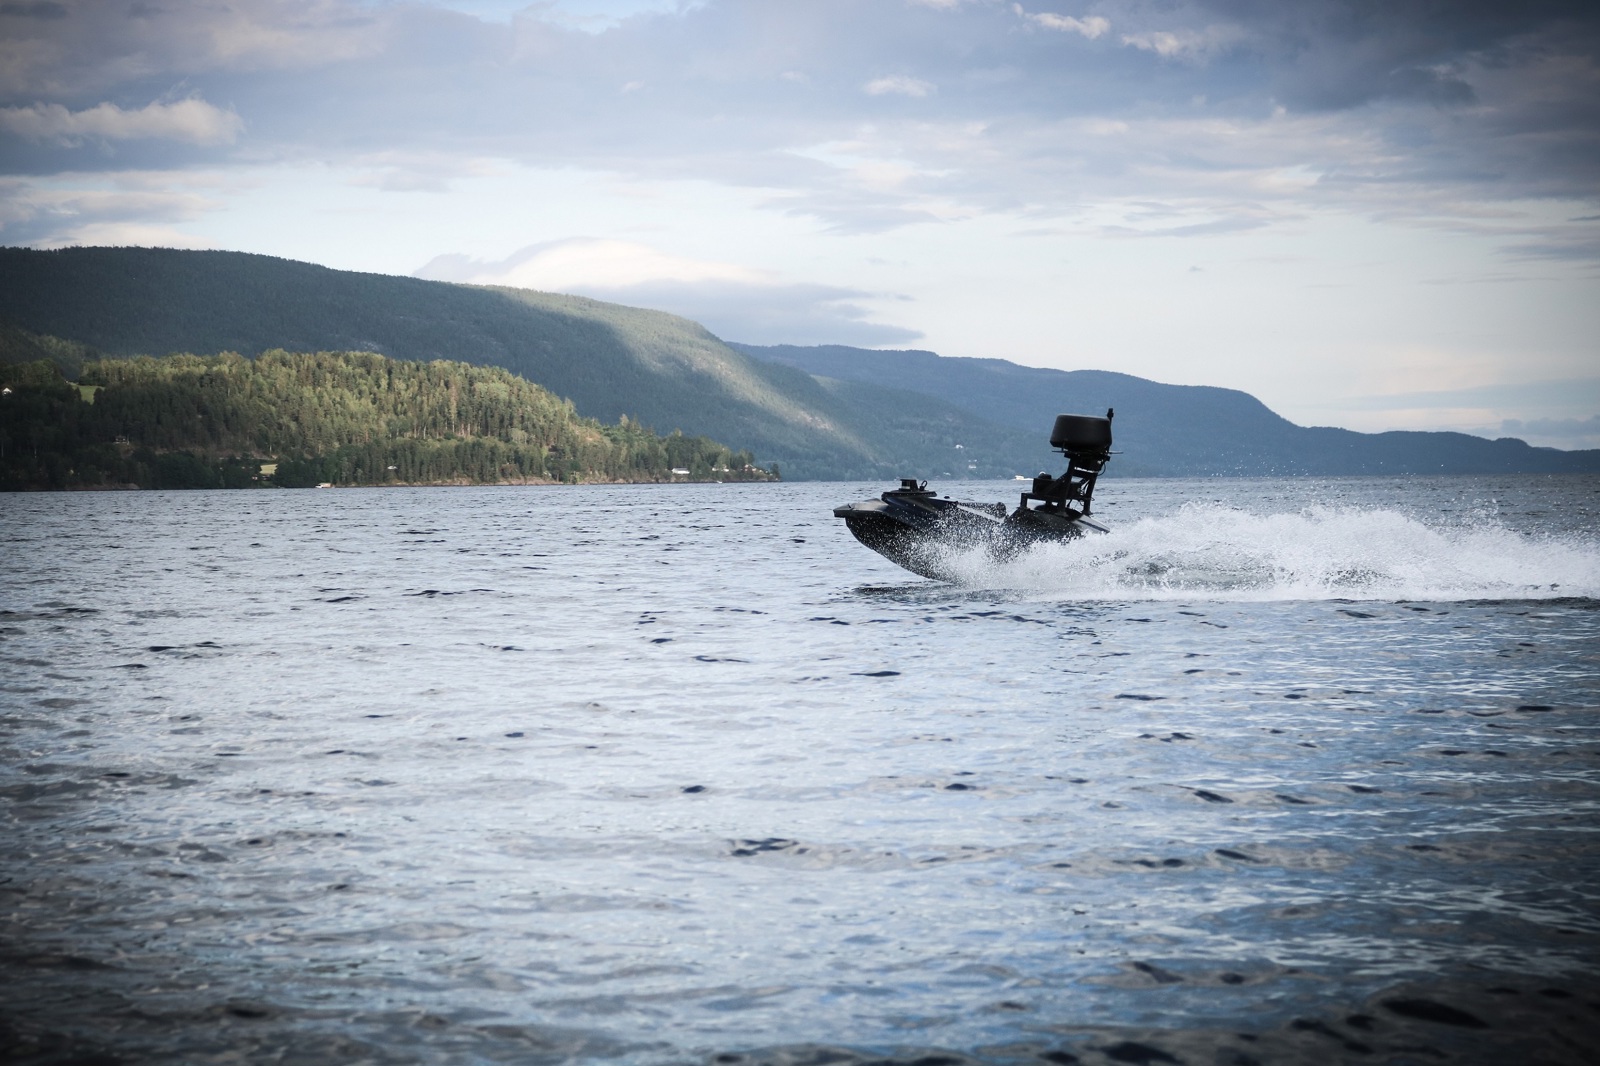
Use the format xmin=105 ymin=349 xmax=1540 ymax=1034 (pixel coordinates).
xmin=1196 ymin=0 xmax=1595 ymax=109
xmin=1099 ymin=215 xmax=1275 ymax=238
xmin=767 ymin=187 xmax=951 ymax=235
xmin=1337 ymin=378 xmax=1600 ymax=414
xmin=1309 ymin=378 xmax=1600 ymax=448
xmin=0 ymin=1 xmax=385 ymax=98
xmin=0 ymin=98 xmax=242 ymax=145
xmin=1502 ymin=235 xmax=1600 ymax=262
xmin=2 ymin=0 xmax=1597 ymax=237
xmin=1501 ymin=414 xmax=1600 ymax=440
xmin=0 ymin=177 xmax=214 ymax=243
xmin=1380 ymin=66 xmax=1475 ymax=108
xmin=1498 ymin=414 xmax=1600 ymax=450
xmin=0 ymin=2 xmax=67 ymax=18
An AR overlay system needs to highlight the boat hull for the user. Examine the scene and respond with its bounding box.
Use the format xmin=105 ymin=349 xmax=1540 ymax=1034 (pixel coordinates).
xmin=833 ymin=489 xmax=1105 ymax=581
xmin=835 ymin=406 xmax=1117 ymax=581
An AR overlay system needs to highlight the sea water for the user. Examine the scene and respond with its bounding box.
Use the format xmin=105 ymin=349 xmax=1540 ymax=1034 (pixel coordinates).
xmin=1 ymin=476 xmax=1598 ymax=1064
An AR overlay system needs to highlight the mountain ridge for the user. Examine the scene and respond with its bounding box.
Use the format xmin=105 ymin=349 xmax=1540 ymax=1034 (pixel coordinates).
xmin=0 ymin=246 xmax=894 ymax=478
xmin=733 ymin=343 xmax=1600 ymax=477
xmin=2 ymin=246 xmax=1594 ymax=478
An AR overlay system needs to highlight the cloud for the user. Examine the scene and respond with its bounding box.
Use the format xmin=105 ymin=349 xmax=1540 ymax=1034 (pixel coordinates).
xmin=0 ymin=172 xmax=223 ymax=244
xmin=1021 ymin=10 xmax=1110 ymax=40
xmin=347 ymin=152 xmax=502 ymax=193
xmin=1 ymin=0 xmax=1596 ymax=243
xmin=863 ymin=74 xmax=935 ymax=97
xmin=1332 ymin=377 xmax=1600 ymax=415
xmin=1099 ymin=214 xmax=1275 ymax=238
xmin=0 ymin=98 xmax=244 ymax=146
xmin=44 ymin=220 xmax=215 ymax=247
xmin=415 ymin=238 xmax=922 ymax=346
xmin=1120 ymin=26 xmax=1242 ymax=60
xmin=0 ymin=0 xmax=387 ymax=98
xmin=1500 ymin=414 xmax=1600 ymax=450
xmin=1293 ymin=373 xmax=1600 ymax=446
xmin=0 ymin=2 xmax=67 ymax=18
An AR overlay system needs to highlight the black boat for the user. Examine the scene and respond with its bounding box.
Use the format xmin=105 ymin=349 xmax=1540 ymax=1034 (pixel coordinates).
xmin=833 ymin=410 xmax=1115 ymax=581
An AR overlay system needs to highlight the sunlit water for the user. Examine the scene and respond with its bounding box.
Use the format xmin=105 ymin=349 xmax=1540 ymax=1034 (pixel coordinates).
xmin=2 ymin=476 xmax=1598 ymax=1064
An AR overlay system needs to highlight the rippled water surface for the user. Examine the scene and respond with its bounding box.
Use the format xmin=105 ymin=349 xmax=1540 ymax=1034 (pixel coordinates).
xmin=2 ymin=476 xmax=1599 ymax=1065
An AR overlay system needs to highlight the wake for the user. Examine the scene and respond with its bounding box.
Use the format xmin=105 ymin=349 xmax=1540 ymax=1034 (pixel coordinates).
xmin=939 ymin=503 xmax=1600 ymax=601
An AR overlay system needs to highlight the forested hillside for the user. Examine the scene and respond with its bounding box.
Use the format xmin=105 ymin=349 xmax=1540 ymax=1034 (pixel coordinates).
xmin=0 ymin=350 xmax=771 ymax=490
xmin=0 ymin=246 xmax=888 ymax=477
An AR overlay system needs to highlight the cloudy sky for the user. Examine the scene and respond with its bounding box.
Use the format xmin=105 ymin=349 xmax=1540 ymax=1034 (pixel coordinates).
xmin=3 ymin=0 xmax=1597 ymax=446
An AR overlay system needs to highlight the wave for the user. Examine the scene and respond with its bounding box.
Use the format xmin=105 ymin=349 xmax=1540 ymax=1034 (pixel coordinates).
xmin=939 ymin=503 xmax=1600 ymax=601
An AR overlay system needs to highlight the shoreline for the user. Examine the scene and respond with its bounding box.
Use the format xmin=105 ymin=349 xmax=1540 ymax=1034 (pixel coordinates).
xmin=3 ymin=475 xmax=782 ymax=492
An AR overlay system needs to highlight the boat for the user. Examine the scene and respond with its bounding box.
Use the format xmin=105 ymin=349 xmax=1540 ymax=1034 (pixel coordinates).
xmin=833 ymin=410 xmax=1114 ymax=580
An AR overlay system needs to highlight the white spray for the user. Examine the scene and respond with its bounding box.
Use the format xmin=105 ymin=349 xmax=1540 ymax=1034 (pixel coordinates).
xmin=939 ymin=502 xmax=1600 ymax=601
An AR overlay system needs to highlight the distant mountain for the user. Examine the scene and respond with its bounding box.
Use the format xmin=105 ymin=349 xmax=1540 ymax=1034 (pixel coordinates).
xmin=2 ymin=246 xmax=1593 ymax=479
xmin=734 ymin=344 xmax=1600 ymax=477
